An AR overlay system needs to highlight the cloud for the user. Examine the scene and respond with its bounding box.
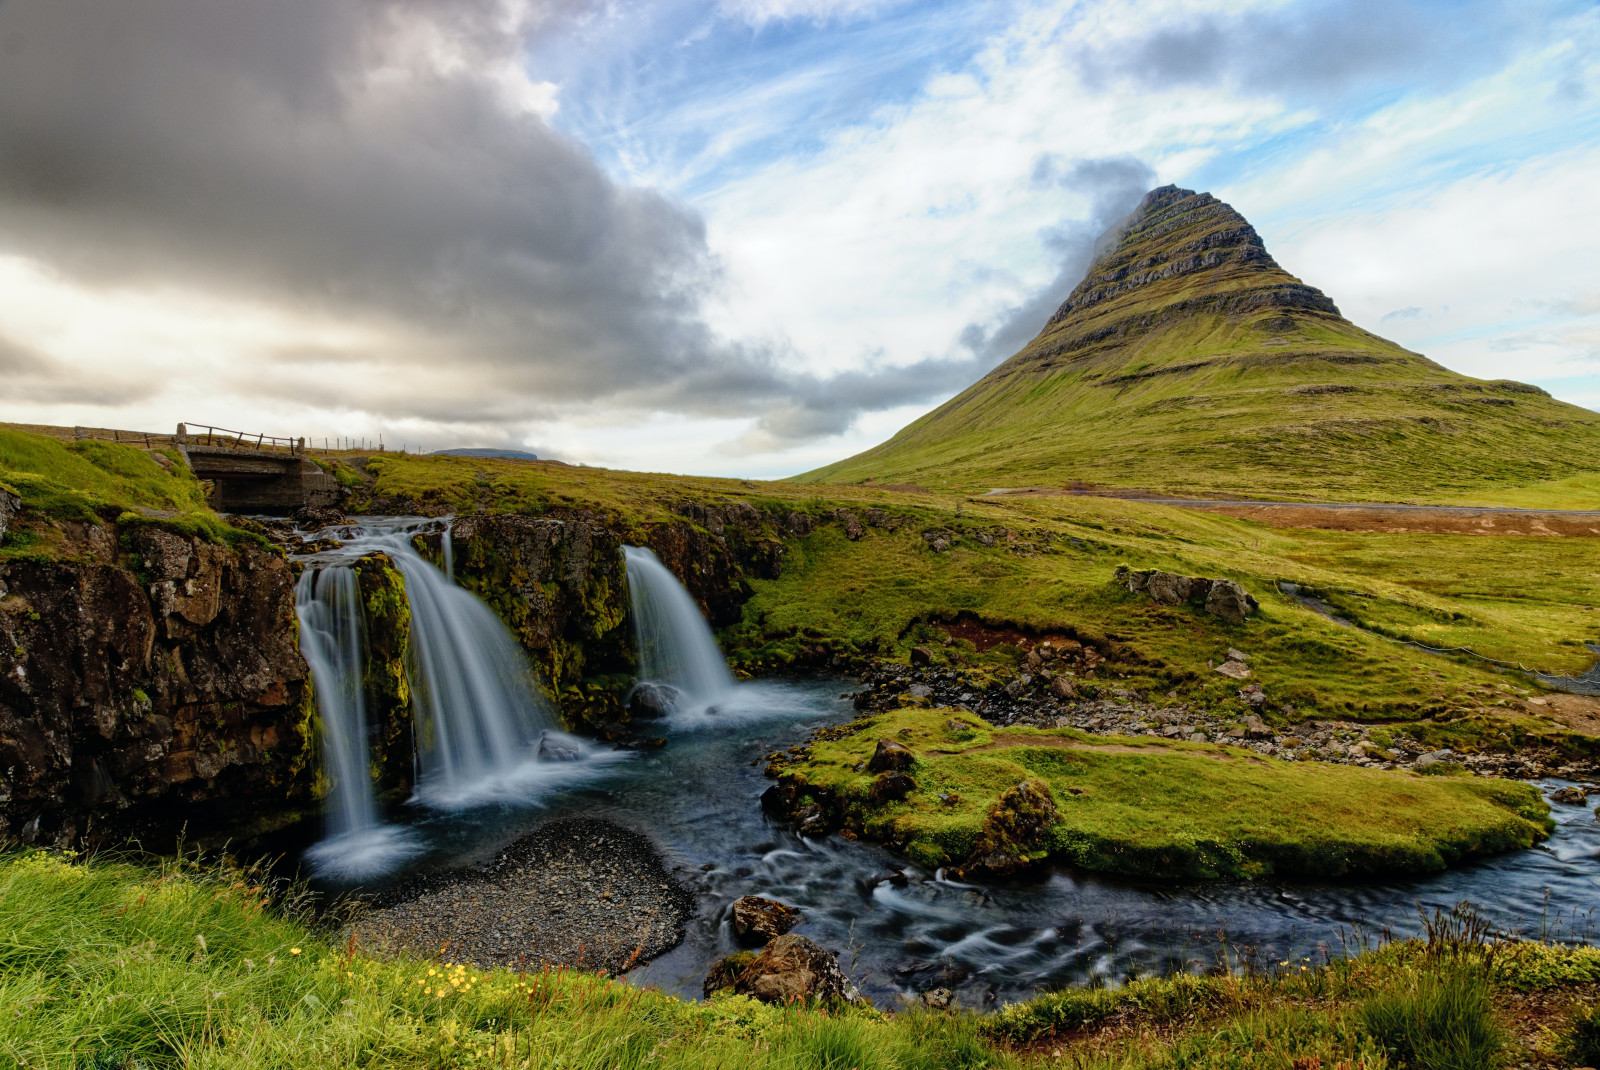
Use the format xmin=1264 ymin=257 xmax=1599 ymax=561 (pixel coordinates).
xmin=1380 ymin=306 xmax=1428 ymax=323
xmin=0 ymin=0 xmax=1034 ymax=454
xmin=1081 ymin=0 xmax=1533 ymax=100
xmin=732 ymin=156 xmax=1156 ymax=451
xmin=957 ymin=155 xmax=1155 ymax=367
xmin=0 ymin=332 xmax=157 ymax=405
xmin=716 ymin=0 xmax=902 ymax=26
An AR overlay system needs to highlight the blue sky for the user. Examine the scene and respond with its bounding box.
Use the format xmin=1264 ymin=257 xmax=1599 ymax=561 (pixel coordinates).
xmin=0 ymin=0 xmax=1597 ymax=476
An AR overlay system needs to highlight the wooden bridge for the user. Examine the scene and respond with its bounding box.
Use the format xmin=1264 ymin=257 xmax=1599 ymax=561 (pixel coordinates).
xmin=174 ymin=424 xmax=339 ymax=515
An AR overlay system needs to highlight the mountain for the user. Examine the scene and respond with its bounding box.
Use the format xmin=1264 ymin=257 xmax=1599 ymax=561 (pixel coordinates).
xmin=431 ymin=448 xmax=540 ymax=460
xmin=800 ymin=186 xmax=1600 ymax=501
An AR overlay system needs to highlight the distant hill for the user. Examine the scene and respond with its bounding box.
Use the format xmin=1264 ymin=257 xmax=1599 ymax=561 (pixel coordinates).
xmin=430 ymin=448 xmax=540 ymax=460
xmin=799 ymin=186 xmax=1600 ymax=501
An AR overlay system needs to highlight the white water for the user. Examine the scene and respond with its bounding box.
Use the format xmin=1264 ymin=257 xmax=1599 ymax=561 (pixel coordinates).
xmin=295 ymin=517 xmax=622 ymax=876
xmin=295 ymin=565 xmax=421 ymax=878
xmin=624 ymin=546 xmax=736 ymax=723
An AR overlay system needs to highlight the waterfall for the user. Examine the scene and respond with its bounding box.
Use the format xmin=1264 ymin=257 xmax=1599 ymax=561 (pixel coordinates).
xmin=296 ymin=564 xmax=418 ymax=878
xmin=296 ymin=517 xmax=622 ymax=875
xmin=624 ymin=546 xmax=735 ymax=719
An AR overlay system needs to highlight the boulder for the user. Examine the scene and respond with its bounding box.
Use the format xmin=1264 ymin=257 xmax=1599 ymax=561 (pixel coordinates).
xmin=784 ymin=512 xmax=815 ymax=537
xmin=1050 ymin=676 xmax=1077 ymax=700
xmin=866 ymin=739 xmax=915 ymax=773
xmin=731 ymin=933 xmax=864 ymax=1006
xmin=922 ymin=530 xmax=953 ymax=552
xmin=966 ymin=778 xmax=1058 ymax=876
xmin=1145 ymin=571 xmax=1202 ymax=605
xmin=703 ymin=951 xmax=757 ymax=996
xmin=626 ymin=681 xmax=682 ymax=719
xmin=1413 ymin=749 xmax=1455 ymax=769
xmin=1238 ymin=683 xmax=1268 ymax=708
xmin=536 ymin=732 xmax=584 ymax=762
xmin=0 ymin=488 xmax=21 ymax=543
xmin=909 ymin=645 xmax=933 ymax=666
xmin=869 ymin=771 xmax=917 ymax=802
xmin=1244 ymin=714 xmax=1272 ymax=739
xmin=835 ymin=510 xmax=865 ymax=540
xmin=1215 ymin=660 xmax=1251 ymax=680
xmin=1205 ymin=579 xmax=1260 ymax=623
xmin=731 ymin=895 xmax=803 ymax=944
xmin=1549 ymin=786 xmax=1589 ymax=806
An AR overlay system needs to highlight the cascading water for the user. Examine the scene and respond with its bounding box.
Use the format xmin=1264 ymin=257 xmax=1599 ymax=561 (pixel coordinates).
xmin=295 ymin=565 xmax=419 ymax=878
xmin=624 ymin=546 xmax=736 ymax=724
xmin=296 ymin=517 xmax=620 ymax=875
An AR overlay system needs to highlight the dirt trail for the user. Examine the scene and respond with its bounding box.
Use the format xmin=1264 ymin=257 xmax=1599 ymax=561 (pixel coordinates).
xmin=981 ymin=488 xmax=1600 ymax=536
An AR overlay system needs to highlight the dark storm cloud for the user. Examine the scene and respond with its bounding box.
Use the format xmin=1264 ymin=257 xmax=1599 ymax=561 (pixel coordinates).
xmin=1081 ymin=0 xmax=1530 ymax=98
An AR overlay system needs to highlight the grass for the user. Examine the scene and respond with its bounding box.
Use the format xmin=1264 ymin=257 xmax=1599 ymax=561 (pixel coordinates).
xmin=8 ymin=849 xmax=1599 ymax=1069
xmin=796 ymin=193 xmax=1600 ymax=503
xmin=1358 ymin=972 xmax=1505 ymax=1070
xmin=773 ymin=706 xmax=1552 ymax=880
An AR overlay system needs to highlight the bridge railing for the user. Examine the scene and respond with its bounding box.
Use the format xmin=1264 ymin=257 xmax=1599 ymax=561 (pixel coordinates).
xmin=177 ymin=423 xmax=303 ymax=454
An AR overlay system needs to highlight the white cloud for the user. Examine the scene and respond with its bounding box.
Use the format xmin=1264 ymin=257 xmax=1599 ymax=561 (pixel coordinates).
xmin=716 ymin=0 xmax=902 ymax=26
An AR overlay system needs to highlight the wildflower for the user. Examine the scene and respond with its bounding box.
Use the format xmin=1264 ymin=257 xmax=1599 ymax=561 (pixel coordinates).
xmin=290 ymin=948 xmax=302 ymax=956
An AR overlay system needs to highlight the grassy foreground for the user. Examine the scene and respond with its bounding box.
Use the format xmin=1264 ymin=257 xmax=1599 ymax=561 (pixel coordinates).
xmin=7 ymin=849 xmax=1600 ymax=1069
xmin=772 ymin=707 xmax=1553 ymax=880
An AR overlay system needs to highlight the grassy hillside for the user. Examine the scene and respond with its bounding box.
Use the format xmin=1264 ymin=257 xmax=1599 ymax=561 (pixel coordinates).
xmin=799 ymin=187 xmax=1600 ymax=502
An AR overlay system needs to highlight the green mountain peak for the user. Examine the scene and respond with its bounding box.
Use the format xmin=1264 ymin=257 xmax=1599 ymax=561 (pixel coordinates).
xmin=801 ymin=186 xmax=1600 ymax=501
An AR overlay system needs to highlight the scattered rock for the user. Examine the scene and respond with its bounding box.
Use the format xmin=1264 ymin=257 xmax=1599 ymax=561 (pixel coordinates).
xmin=921 ymin=987 xmax=954 ymax=1010
xmin=731 ymin=933 xmax=864 ymax=1006
xmin=866 ymin=739 xmax=915 ymax=773
xmin=703 ymin=951 xmax=757 ymax=996
xmin=784 ymin=512 xmax=815 ymax=538
xmin=731 ymin=896 xmax=803 ymax=945
xmin=536 ymin=731 xmax=584 ymax=762
xmin=869 ymin=770 xmax=917 ymax=802
xmin=1206 ymin=579 xmax=1260 ymax=623
xmin=1227 ymin=648 xmax=1248 ymax=663
xmin=0 ymin=488 xmax=22 ymax=543
xmin=1238 ymin=684 xmax=1268 ymax=708
xmin=922 ymin=530 xmax=953 ymax=552
xmin=910 ymin=646 xmax=934 ymax=666
xmin=1413 ymin=749 xmax=1455 ymax=769
xmin=1549 ymin=786 xmax=1589 ymax=806
xmin=1215 ymin=660 xmax=1252 ymax=680
xmin=835 ymin=510 xmax=865 ymax=540
xmin=1244 ymin=714 xmax=1272 ymax=739
xmin=627 ymin=682 xmax=681 ymax=719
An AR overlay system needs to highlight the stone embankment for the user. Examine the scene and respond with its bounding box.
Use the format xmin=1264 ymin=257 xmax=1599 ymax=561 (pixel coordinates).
xmin=847 ymin=659 xmax=1600 ymax=785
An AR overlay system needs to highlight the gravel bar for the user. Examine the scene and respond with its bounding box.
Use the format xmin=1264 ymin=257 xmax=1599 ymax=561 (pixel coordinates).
xmin=349 ymin=818 xmax=693 ymax=974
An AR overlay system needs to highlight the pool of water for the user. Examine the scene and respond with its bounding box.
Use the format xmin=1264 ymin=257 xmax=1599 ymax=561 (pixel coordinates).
xmin=319 ymin=678 xmax=1600 ymax=1008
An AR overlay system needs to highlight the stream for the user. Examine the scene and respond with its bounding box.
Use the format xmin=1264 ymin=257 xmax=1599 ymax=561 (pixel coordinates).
xmin=317 ymin=677 xmax=1600 ymax=1009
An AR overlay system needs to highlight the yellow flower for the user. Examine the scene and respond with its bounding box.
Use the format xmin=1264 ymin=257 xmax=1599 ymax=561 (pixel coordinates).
xmin=290 ymin=948 xmax=302 ymax=956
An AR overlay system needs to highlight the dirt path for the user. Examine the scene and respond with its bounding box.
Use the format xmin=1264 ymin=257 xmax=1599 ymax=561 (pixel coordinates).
xmin=981 ymin=489 xmax=1600 ymax=536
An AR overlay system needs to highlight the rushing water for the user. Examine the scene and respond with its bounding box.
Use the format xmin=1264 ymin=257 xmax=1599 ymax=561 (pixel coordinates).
xmin=624 ymin=545 xmax=736 ymax=724
xmin=294 ymin=518 xmax=623 ymax=878
xmin=314 ymin=678 xmax=1600 ymax=1007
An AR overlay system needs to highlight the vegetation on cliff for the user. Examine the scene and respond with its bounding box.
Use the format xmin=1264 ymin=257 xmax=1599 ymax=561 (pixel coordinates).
xmin=798 ymin=187 xmax=1600 ymax=503
xmin=766 ymin=706 xmax=1552 ymax=880
xmin=6 ymin=849 xmax=1600 ymax=1068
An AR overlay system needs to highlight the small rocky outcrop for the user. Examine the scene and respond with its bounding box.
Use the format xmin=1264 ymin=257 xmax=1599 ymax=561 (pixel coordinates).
xmin=725 ymin=933 xmax=864 ymax=1006
xmin=869 ymin=770 xmax=917 ymax=802
xmin=1115 ymin=566 xmax=1260 ymax=623
xmin=1548 ymin=786 xmax=1589 ymax=806
xmin=866 ymin=739 xmax=915 ymax=772
xmin=731 ymin=895 xmax=803 ymax=944
xmin=835 ymin=510 xmax=865 ymax=541
xmin=0 ymin=487 xmax=19 ymax=543
xmin=964 ymin=778 xmax=1058 ymax=876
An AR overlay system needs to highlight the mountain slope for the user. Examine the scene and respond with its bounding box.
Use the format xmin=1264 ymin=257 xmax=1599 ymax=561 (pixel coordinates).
xmin=800 ymin=186 xmax=1600 ymax=501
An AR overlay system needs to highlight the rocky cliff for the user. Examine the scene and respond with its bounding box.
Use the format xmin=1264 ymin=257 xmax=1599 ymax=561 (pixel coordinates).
xmin=0 ymin=491 xmax=818 ymax=843
xmin=0 ymin=520 xmax=314 ymax=846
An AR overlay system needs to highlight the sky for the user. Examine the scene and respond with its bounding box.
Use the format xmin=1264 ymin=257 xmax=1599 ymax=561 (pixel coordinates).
xmin=0 ymin=0 xmax=1597 ymax=478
